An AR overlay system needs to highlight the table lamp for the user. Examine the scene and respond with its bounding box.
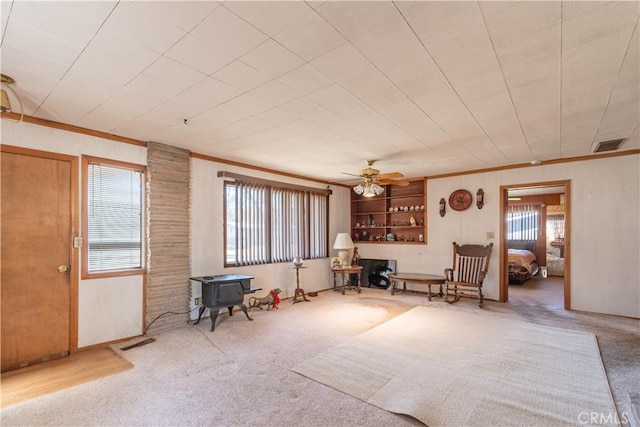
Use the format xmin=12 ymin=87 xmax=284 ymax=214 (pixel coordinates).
xmin=333 ymin=233 xmax=354 ymax=267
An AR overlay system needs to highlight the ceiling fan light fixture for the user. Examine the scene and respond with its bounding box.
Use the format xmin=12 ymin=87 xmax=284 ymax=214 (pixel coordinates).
xmin=0 ymin=73 xmax=24 ymax=122
xmin=362 ymin=185 xmax=376 ymax=198
xmin=371 ymin=183 xmax=384 ymax=195
xmin=353 ymin=183 xmax=365 ymax=195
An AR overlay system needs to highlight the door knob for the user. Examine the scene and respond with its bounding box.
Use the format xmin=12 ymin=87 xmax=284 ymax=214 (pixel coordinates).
xmin=58 ymin=265 xmax=68 ymax=273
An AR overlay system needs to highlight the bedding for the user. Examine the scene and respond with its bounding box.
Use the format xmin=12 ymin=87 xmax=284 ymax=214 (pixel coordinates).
xmin=508 ymin=241 xmax=539 ymax=285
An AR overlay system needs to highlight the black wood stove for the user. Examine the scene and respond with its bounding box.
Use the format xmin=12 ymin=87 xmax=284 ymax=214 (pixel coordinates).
xmin=189 ymin=274 xmax=261 ymax=332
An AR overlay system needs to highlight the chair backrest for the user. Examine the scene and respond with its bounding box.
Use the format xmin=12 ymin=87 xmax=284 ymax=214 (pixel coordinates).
xmin=450 ymin=242 xmax=493 ymax=285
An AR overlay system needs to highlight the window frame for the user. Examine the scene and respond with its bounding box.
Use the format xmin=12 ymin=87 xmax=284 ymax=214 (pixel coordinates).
xmin=81 ymin=155 xmax=146 ymax=279
xmin=222 ymin=175 xmax=329 ymax=267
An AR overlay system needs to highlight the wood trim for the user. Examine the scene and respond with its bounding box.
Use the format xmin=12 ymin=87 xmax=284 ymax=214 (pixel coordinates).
xmin=5 ymin=111 xmax=636 ymax=186
xmin=428 ymin=149 xmax=640 ymax=180
xmin=217 ymin=171 xmax=332 ymax=195
xmin=500 ymin=180 xmax=571 ymax=310
xmin=80 ymin=155 xmax=147 ymax=280
xmin=1 ymin=145 xmax=80 ymax=354
xmin=77 ymin=335 xmax=141 ymax=352
xmin=193 ymin=151 xmax=349 ymax=187
xmin=1 ymin=112 xmax=147 ymax=147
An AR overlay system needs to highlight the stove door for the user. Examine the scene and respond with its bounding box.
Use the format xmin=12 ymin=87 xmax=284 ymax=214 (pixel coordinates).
xmin=215 ymin=282 xmax=244 ymax=306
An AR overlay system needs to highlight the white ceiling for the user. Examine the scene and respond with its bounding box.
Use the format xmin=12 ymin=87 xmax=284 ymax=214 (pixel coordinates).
xmin=1 ymin=1 xmax=638 ymax=183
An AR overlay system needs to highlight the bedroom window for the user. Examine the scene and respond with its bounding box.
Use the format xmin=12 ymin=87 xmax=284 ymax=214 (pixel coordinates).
xmin=223 ymin=176 xmax=329 ymax=267
xmin=507 ymin=205 xmax=540 ymax=241
xmin=82 ymin=156 xmax=146 ymax=278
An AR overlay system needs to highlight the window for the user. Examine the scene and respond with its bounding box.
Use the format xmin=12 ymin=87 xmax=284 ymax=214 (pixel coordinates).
xmin=507 ymin=204 xmax=540 ymax=241
xmin=82 ymin=156 xmax=145 ymax=278
xmin=224 ymin=177 xmax=329 ymax=267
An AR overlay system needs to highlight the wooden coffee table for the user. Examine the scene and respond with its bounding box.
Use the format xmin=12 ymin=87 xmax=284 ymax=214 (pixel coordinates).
xmin=388 ymin=273 xmax=446 ymax=300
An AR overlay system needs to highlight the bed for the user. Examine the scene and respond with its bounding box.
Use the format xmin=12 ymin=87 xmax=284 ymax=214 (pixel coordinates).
xmin=508 ymin=240 xmax=539 ymax=285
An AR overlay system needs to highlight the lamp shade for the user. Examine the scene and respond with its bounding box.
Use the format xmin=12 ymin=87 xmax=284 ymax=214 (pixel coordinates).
xmin=333 ymin=232 xmax=354 ymax=267
xmin=333 ymin=232 xmax=354 ymax=250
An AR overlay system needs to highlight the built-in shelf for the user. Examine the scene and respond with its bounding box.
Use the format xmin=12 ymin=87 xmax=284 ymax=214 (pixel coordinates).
xmin=351 ymin=179 xmax=426 ymax=244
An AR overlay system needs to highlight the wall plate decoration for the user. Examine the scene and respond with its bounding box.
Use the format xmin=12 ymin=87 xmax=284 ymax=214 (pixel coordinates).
xmin=449 ymin=189 xmax=473 ymax=211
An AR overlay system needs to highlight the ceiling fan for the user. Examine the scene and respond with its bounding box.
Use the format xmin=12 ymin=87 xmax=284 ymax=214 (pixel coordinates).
xmin=350 ymin=160 xmax=410 ymax=197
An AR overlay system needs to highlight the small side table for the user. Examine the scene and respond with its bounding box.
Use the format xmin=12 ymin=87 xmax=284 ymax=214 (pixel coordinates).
xmin=388 ymin=273 xmax=446 ymax=301
xmin=331 ymin=266 xmax=363 ymax=295
xmin=289 ymin=266 xmax=310 ymax=303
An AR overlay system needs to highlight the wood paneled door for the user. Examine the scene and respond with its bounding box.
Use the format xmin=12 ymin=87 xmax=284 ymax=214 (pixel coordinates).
xmin=1 ymin=146 xmax=78 ymax=371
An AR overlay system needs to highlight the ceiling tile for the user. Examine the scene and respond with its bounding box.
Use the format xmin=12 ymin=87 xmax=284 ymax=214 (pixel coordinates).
xmin=8 ymin=1 xmax=111 ymax=45
xmin=213 ymin=60 xmax=271 ymax=92
xmin=156 ymin=77 xmax=243 ymax=119
xmin=311 ymin=44 xmax=391 ymax=97
xmin=274 ymin=12 xmax=345 ymax=61
xmin=402 ymin=1 xmax=481 ymax=43
xmin=316 ymin=1 xmax=399 ymax=40
xmin=240 ymin=39 xmax=304 ymax=79
xmin=2 ymin=19 xmax=84 ymax=64
xmin=479 ymin=1 xmax=560 ymax=49
xmin=277 ymin=64 xmax=334 ymax=96
xmin=249 ymin=80 xmax=299 ymax=109
xmin=190 ymin=6 xmax=267 ymax=59
xmin=224 ymin=1 xmax=312 ymax=37
xmin=165 ymin=33 xmax=235 ymax=75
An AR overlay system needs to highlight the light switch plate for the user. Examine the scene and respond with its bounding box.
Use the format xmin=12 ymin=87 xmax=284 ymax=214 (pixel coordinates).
xmin=73 ymin=236 xmax=83 ymax=248
xmin=486 ymin=232 xmax=495 ymax=239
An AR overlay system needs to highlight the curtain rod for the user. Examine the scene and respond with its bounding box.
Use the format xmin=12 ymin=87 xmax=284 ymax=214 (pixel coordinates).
xmin=217 ymin=171 xmax=332 ymax=195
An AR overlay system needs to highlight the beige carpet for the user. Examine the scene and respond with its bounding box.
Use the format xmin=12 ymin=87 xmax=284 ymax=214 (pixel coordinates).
xmin=293 ymin=306 xmax=618 ymax=426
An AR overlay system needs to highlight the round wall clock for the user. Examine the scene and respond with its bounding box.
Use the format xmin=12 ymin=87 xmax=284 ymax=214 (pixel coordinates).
xmin=449 ymin=189 xmax=473 ymax=211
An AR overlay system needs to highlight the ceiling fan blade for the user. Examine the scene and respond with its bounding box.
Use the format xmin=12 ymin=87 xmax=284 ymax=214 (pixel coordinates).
xmin=378 ymin=178 xmax=410 ymax=187
xmin=341 ymin=172 xmax=361 ymax=177
xmin=377 ymin=171 xmax=404 ymax=179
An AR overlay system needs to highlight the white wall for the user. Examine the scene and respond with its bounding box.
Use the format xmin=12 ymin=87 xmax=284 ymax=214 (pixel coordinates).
xmin=3 ymin=119 xmax=637 ymax=351
xmin=2 ymin=120 xmax=147 ymax=347
xmin=189 ymin=158 xmax=351 ymax=319
xmin=355 ymin=155 xmax=640 ymax=318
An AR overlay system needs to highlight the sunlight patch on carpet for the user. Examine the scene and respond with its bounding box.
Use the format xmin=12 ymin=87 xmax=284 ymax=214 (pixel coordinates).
xmin=292 ymin=306 xmax=617 ymax=426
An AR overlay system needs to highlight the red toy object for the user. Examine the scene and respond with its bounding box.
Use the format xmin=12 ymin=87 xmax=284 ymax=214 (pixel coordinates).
xmin=270 ymin=289 xmax=281 ymax=309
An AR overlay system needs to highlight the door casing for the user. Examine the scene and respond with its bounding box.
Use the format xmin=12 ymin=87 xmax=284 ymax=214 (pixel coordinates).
xmin=499 ymin=180 xmax=571 ymax=309
xmin=1 ymin=145 xmax=79 ymax=370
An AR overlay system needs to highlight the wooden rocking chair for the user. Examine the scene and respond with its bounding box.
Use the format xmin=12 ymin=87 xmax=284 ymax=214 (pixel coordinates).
xmin=444 ymin=242 xmax=493 ymax=307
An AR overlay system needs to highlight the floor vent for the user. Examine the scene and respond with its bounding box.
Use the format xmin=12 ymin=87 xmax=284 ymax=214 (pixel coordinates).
xmin=593 ymin=138 xmax=626 ymax=153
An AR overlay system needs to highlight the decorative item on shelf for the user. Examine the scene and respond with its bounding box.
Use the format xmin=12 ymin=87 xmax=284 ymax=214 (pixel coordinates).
xmin=449 ymin=189 xmax=473 ymax=211
xmin=388 ymin=207 xmax=394 ymax=212
xmin=386 ymin=232 xmax=395 ymax=241
xmin=293 ymin=255 xmax=304 ymax=267
xmin=410 ymin=216 xmax=416 ymax=226
xmin=393 ymin=207 xmax=398 ymax=212
xmin=333 ymin=233 xmax=354 ymax=267
xmin=351 ymin=246 xmax=361 ymax=267
xmin=439 ymin=198 xmax=446 ymax=217
xmin=476 ymin=188 xmax=484 ymax=209
xmin=419 ymin=233 xmax=424 ymax=242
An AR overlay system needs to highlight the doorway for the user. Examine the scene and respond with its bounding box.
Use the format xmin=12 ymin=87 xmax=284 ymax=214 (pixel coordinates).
xmin=500 ymin=180 xmax=570 ymax=309
xmin=1 ymin=146 xmax=79 ymax=371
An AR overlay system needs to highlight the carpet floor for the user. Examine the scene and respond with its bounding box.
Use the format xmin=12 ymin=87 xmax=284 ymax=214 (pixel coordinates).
xmin=1 ymin=286 xmax=638 ymax=426
xmin=293 ymin=306 xmax=617 ymax=426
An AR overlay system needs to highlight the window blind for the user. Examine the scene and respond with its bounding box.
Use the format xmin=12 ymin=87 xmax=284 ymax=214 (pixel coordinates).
xmin=87 ymin=163 xmax=143 ymax=272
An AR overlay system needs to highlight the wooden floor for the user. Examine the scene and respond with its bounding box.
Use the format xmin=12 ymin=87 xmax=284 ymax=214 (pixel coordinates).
xmin=1 ymin=347 xmax=133 ymax=408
